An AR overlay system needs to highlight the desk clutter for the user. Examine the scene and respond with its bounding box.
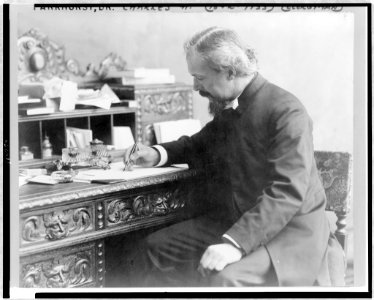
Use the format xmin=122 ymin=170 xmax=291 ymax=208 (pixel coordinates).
xmin=17 ymin=29 xmax=194 ymax=168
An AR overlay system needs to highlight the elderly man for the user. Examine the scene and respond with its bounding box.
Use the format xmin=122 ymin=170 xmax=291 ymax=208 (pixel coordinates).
xmin=125 ymin=27 xmax=345 ymax=287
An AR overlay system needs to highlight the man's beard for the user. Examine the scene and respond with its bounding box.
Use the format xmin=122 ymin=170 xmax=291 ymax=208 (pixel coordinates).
xmin=199 ymin=90 xmax=231 ymax=116
xmin=208 ymin=99 xmax=231 ymax=116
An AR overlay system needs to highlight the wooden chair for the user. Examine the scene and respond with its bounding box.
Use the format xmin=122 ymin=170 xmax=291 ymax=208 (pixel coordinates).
xmin=314 ymin=151 xmax=352 ymax=252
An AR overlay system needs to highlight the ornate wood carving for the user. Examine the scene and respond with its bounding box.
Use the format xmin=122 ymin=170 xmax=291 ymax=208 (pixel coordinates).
xmin=18 ymin=28 xmax=126 ymax=84
xmin=21 ymin=246 xmax=95 ymax=288
xmin=21 ymin=206 xmax=93 ymax=245
xmin=96 ymin=241 xmax=105 ymax=287
xmin=314 ymin=151 xmax=352 ymax=213
xmin=106 ymin=188 xmax=186 ymax=226
xmin=140 ymin=91 xmax=189 ymax=116
xmin=314 ymin=151 xmax=352 ymax=251
xmin=96 ymin=202 xmax=105 ymax=230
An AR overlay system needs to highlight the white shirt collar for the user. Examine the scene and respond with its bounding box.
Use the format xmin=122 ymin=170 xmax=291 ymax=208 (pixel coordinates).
xmin=225 ymin=98 xmax=239 ymax=110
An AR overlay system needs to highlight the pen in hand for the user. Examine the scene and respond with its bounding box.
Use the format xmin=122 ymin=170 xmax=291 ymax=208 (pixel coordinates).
xmin=123 ymin=142 xmax=138 ymax=171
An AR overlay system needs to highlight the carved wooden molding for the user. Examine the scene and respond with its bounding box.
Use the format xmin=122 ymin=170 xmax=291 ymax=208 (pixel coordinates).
xmin=106 ymin=188 xmax=186 ymax=227
xmin=18 ymin=28 xmax=126 ymax=84
xmin=21 ymin=243 xmax=97 ymax=288
xmin=96 ymin=241 xmax=105 ymax=287
xmin=21 ymin=206 xmax=94 ymax=246
xmin=20 ymin=169 xmax=198 ymax=211
xmin=140 ymin=92 xmax=188 ymax=116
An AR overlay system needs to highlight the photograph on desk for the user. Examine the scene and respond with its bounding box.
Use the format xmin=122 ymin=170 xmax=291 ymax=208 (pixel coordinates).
xmin=6 ymin=2 xmax=370 ymax=297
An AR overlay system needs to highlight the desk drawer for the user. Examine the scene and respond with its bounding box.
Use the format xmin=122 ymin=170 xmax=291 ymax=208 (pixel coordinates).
xmin=105 ymin=184 xmax=190 ymax=229
xmin=20 ymin=201 xmax=95 ymax=248
xmin=20 ymin=240 xmax=105 ymax=288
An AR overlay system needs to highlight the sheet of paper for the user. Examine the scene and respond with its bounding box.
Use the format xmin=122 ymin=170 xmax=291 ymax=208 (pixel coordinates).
xmin=75 ymin=84 xmax=119 ymax=109
xmin=74 ymin=162 xmax=188 ymax=182
xmin=112 ymin=126 xmax=134 ymax=150
xmin=154 ymin=119 xmax=201 ymax=143
xmin=60 ymin=80 xmax=78 ymax=112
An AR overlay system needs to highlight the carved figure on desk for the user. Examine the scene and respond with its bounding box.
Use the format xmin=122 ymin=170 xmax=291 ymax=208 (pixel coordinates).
xmin=123 ymin=27 xmax=345 ymax=287
xmin=18 ymin=28 xmax=126 ymax=84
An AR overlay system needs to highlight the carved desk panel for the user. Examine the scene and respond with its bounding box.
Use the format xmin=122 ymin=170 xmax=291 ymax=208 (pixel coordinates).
xmin=20 ymin=200 xmax=95 ymax=247
xmin=20 ymin=240 xmax=105 ymax=288
xmin=19 ymin=169 xmax=201 ymax=288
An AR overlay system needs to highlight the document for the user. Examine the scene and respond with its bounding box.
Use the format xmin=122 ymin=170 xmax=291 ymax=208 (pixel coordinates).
xmin=153 ymin=119 xmax=201 ymax=143
xmin=74 ymin=162 xmax=188 ymax=183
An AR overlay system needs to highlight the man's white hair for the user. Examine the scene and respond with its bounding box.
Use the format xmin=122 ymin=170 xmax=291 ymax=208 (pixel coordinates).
xmin=184 ymin=27 xmax=258 ymax=76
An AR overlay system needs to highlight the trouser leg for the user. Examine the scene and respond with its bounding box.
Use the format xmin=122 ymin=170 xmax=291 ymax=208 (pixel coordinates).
xmin=138 ymin=215 xmax=231 ymax=287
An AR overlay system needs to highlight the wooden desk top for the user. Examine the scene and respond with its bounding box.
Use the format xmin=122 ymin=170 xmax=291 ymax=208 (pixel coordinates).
xmin=19 ymin=168 xmax=199 ymax=211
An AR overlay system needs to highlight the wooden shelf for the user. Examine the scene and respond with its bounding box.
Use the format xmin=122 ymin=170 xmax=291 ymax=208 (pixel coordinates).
xmin=18 ymin=107 xmax=137 ymax=122
xmin=18 ymin=83 xmax=194 ymax=168
xmin=18 ymin=107 xmax=137 ymax=166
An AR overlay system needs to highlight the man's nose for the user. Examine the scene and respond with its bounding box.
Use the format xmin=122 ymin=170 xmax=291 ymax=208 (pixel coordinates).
xmin=193 ymin=78 xmax=201 ymax=91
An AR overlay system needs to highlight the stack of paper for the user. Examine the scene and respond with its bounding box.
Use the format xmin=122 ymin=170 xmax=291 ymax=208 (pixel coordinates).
xmin=153 ymin=119 xmax=202 ymax=143
xmin=66 ymin=127 xmax=93 ymax=148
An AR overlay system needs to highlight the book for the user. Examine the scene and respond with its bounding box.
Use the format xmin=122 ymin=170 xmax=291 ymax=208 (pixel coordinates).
xmin=18 ymin=83 xmax=45 ymax=99
xmin=18 ymin=106 xmax=55 ymax=116
xmin=122 ymin=74 xmax=175 ymax=85
xmin=18 ymin=101 xmax=45 ymax=110
xmin=105 ymin=74 xmax=176 ymax=85
xmin=153 ymin=119 xmax=202 ymax=143
xmin=18 ymin=96 xmax=42 ymax=104
xmin=120 ymin=68 xmax=171 ymax=78
xmin=110 ymin=100 xmax=138 ymax=108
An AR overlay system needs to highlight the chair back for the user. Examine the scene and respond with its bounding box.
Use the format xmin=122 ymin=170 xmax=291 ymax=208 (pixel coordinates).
xmin=314 ymin=151 xmax=352 ymax=250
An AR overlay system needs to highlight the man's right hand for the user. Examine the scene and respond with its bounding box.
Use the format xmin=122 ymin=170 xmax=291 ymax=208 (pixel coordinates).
xmin=123 ymin=143 xmax=160 ymax=169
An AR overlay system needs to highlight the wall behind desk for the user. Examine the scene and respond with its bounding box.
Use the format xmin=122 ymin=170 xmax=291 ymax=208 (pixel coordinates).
xmin=15 ymin=8 xmax=355 ymax=152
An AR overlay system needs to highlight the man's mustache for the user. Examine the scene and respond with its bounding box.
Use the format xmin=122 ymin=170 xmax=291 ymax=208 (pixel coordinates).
xmin=199 ymin=90 xmax=211 ymax=98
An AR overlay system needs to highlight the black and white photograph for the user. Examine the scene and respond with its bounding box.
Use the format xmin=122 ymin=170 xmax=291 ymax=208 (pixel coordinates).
xmin=3 ymin=1 xmax=370 ymax=298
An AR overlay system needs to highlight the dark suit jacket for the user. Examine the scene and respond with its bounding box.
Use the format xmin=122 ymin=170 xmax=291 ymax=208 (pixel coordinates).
xmin=160 ymin=73 xmax=331 ymax=286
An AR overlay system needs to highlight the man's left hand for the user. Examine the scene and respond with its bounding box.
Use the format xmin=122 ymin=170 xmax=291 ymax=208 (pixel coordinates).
xmin=198 ymin=243 xmax=243 ymax=276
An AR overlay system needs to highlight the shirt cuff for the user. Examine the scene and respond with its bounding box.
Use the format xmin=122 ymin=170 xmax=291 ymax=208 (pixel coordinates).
xmin=152 ymin=145 xmax=168 ymax=167
xmin=222 ymin=234 xmax=241 ymax=248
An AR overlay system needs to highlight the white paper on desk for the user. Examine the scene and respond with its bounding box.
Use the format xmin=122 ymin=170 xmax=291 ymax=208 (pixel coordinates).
xmin=60 ymin=80 xmax=78 ymax=112
xmin=74 ymin=162 xmax=188 ymax=182
xmin=101 ymin=84 xmax=120 ymax=103
xmin=76 ymin=84 xmax=119 ymax=109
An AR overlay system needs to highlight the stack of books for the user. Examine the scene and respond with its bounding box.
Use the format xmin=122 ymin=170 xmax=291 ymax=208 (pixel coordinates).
xmin=105 ymin=68 xmax=176 ymax=85
xmin=18 ymin=96 xmax=54 ymax=116
xmin=18 ymin=83 xmax=55 ymax=116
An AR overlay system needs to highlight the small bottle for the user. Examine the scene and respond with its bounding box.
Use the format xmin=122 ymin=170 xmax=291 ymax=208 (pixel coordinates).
xmin=42 ymin=135 xmax=53 ymax=159
xmin=20 ymin=146 xmax=34 ymax=160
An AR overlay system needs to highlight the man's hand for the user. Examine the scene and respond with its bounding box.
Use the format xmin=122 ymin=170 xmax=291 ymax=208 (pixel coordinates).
xmin=123 ymin=143 xmax=160 ymax=169
xmin=198 ymin=243 xmax=243 ymax=276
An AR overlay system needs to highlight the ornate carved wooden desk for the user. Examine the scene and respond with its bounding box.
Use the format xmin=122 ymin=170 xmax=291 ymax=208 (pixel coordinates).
xmin=19 ymin=169 xmax=200 ymax=288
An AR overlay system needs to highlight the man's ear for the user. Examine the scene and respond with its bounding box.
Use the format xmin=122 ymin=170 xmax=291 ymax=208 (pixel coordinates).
xmin=227 ymin=68 xmax=236 ymax=80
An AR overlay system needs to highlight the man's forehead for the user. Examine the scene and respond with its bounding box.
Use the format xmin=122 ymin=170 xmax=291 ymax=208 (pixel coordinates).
xmin=187 ymin=52 xmax=210 ymax=75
